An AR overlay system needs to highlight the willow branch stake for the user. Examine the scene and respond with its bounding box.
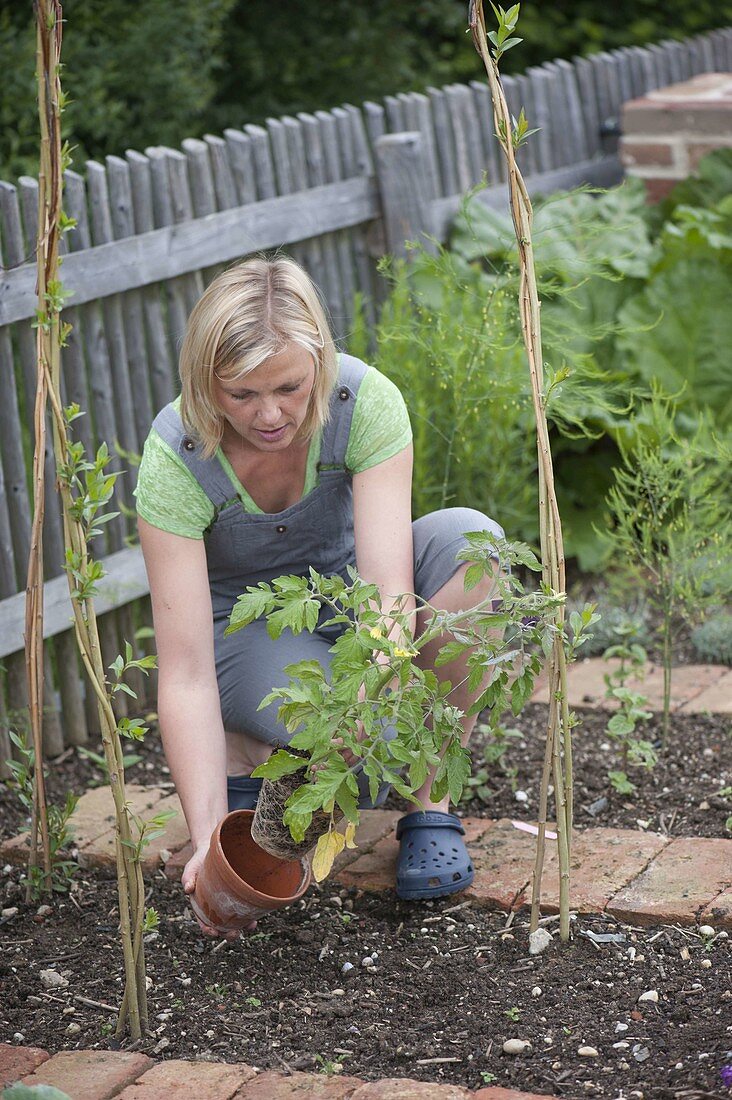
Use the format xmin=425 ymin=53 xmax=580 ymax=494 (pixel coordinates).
xmin=24 ymin=0 xmax=64 ymax=900
xmin=32 ymin=0 xmax=162 ymax=1038
xmin=469 ymin=0 xmax=574 ymax=941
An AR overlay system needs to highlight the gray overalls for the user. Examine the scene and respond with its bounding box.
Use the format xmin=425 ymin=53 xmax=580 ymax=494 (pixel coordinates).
xmin=152 ymin=354 xmax=503 ymax=773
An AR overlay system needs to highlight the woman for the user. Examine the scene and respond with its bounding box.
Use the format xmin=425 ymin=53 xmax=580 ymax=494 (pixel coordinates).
xmin=136 ymin=255 xmax=504 ymax=939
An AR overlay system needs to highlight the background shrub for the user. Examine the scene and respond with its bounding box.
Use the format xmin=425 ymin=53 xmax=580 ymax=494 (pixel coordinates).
xmin=691 ymin=614 xmax=732 ymax=665
xmin=2 ymin=1 xmax=731 ymax=180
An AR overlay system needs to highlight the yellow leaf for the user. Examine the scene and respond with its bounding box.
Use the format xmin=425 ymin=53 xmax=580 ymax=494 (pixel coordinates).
xmin=344 ymin=822 xmax=358 ymax=849
xmin=311 ymin=829 xmax=345 ymax=882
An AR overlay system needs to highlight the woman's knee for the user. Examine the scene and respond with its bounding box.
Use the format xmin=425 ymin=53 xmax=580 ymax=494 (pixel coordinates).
xmin=413 ymin=507 xmax=505 ymax=601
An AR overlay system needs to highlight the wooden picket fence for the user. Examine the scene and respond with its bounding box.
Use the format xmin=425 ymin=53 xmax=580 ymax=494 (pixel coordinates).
xmin=1 ymin=27 xmax=730 ymax=768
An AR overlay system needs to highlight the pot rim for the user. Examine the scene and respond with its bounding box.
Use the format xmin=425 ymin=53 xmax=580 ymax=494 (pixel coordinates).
xmin=211 ymin=809 xmax=311 ymax=905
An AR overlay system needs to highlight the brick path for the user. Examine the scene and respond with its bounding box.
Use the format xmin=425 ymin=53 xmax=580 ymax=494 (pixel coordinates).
xmin=1 ymin=660 xmax=730 ymax=1098
xmin=529 ymin=657 xmax=731 ymax=714
xmin=0 ymin=1043 xmax=555 ymax=1099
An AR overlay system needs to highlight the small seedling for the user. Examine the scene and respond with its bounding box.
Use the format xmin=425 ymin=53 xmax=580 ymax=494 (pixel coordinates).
xmin=205 ymin=982 xmax=229 ymax=998
xmin=245 ymin=996 xmax=262 ymax=1007
xmin=3 ymin=729 xmax=79 ymax=898
xmin=602 ymin=630 xmax=655 ymax=795
xmin=314 ymin=1053 xmax=347 ymax=1075
xmin=504 ymin=1005 xmax=521 ymax=1021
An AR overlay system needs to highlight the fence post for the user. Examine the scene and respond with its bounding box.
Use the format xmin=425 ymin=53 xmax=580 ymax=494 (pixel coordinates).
xmin=373 ymin=132 xmax=436 ymax=259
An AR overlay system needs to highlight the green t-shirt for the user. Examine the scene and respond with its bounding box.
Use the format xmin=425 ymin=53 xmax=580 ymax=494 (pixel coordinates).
xmin=134 ymin=364 xmax=412 ymax=538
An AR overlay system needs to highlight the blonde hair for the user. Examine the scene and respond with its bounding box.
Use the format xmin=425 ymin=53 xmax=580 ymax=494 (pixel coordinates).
xmin=179 ymin=255 xmax=338 ymax=458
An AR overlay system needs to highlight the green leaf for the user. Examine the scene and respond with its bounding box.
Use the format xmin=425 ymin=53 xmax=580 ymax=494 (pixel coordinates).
xmin=617 ymin=241 xmax=732 ymax=428
xmin=435 ymin=639 xmax=469 ymax=667
xmin=607 ymin=713 xmax=635 ymax=737
xmin=226 ymin=584 xmax=276 ymax=635
xmin=463 ymin=563 xmax=486 ymax=592
xmin=608 ymin=770 xmax=636 ymax=795
xmin=510 ymin=671 xmax=534 ymax=715
xmin=250 ymin=750 xmax=305 ymax=781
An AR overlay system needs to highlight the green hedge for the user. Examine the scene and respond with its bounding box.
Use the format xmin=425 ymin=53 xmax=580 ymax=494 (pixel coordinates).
xmin=2 ymin=1 xmax=731 ymax=180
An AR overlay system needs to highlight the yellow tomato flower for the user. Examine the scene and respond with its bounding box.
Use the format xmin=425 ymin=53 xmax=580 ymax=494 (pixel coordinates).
xmin=394 ymin=647 xmax=417 ymax=659
xmin=369 ymin=627 xmax=383 ymax=639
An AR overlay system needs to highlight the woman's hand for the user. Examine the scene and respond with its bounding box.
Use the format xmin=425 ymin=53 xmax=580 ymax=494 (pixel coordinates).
xmin=181 ymin=844 xmax=257 ymax=940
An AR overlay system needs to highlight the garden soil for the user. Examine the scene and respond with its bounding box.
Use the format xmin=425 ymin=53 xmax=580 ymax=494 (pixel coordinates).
xmin=1 ymin=872 xmax=730 ymax=1099
xmin=1 ymin=698 xmax=730 ymax=1098
xmin=2 ymin=702 xmax=729 ymax=844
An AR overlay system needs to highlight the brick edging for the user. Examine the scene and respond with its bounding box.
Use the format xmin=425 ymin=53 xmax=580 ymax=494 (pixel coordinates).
xmin=3 ymin=1044 xmax=553 ymax=1099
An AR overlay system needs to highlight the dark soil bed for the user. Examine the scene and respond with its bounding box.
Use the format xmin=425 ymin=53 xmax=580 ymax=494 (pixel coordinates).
xmin=448 ymin=704 xmax=731 ymax=841
xmin=1 ymin=869 xmax=731 ymax=1099
xmin=2 ymin=701 xmax=730 ymax=846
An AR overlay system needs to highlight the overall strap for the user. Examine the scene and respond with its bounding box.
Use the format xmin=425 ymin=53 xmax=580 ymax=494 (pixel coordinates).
xmin=319 ymin=354 xmax=370 ymax=468
xmin=152 ymin=404 xmax=238 ymax=508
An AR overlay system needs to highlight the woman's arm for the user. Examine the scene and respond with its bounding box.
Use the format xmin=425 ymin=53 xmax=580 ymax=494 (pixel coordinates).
xmin=352 ymin=442 xmax=416 ymax=641
xmin=137 ymin=517 xmax=228 ymax=850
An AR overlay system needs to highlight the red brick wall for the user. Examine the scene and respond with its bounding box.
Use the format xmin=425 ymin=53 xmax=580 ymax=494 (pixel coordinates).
xmin=620 ymin=72 xmax=732 ymax=202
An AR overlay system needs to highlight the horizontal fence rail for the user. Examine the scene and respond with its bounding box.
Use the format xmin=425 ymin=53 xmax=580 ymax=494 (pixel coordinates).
xmin=0 ymin=178 xmax=382 ymax=326
xmin=0 ymin=25 xmax=730 ymax=763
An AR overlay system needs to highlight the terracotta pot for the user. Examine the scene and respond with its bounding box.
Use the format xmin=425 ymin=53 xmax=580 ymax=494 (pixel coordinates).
xmin=251 ymin=766 xmax=344 ymax=860
xmin=190 ymin=809 xmax=311 ymax=934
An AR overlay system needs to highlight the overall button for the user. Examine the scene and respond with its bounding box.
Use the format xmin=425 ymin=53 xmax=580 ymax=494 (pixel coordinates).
xmin=276 ymin=524 xmax=287 ymax=534
xmin=338 ymin=387 xmax=349 ymax=400
xmin=183 ymin=438 xmax=195 ymax=451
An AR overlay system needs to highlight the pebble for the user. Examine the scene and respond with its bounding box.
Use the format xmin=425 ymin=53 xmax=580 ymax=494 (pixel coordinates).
xmin=331 ymin=989 xmax=345 ymax=996
xmin=531 ymin=986 xmax=542 ymax=998
xmin=717 ymin=931 xmax=729 ymax=939
xmin=40 ymin=969 xmax=68 ymax=990
xmin=1 ymin=907 xmax=18 ymax=918
xmin=632 ymin=1045 xmax=651 ymax=1062
xmin=342 ymin=962 xmax=355 ymax=974
xmin=361 ymin=956 xmax=374 ymax=968
xmin=528 ymin=927 xmax=553 ymax=955
xmin=502 ymin=1039 xmax=532 ymax=1055
xmin=700 ymin=959 xmax=712 ymax=969
xmin=698 ymin=800 xmax=710 ymax=810
xmin=613 ymin=1041 xmax=630 ymax=1050
xmin=36 ymin=905 xmax=53 ymax=917
xmin=614 ymin=1023 xmax=629 ymax=1033
xmin=62 ymin=1007 xmax=75 ymax=1016
xmin=65 ymin=1023 xmax=81 ymax=1036
xmin=552 ymin=1061 xmax=561 ymax=1072
xmin=145 ymin=976 xmax=153 ymax=991
xmin=698 ymin=925 xmax=715 ymax=938
xmin=514 ymin=790 xmax=528 ymax=803
xmin=638 ymin=990 xmax=658 ymax=1003
xmin=13 ymin=1034 xmax=24 ymax=1044
xmin=153 ymin=1037 xmax=170 ymax=1054
xmin=578 ymin=1046 xmax=599 ymax=1058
